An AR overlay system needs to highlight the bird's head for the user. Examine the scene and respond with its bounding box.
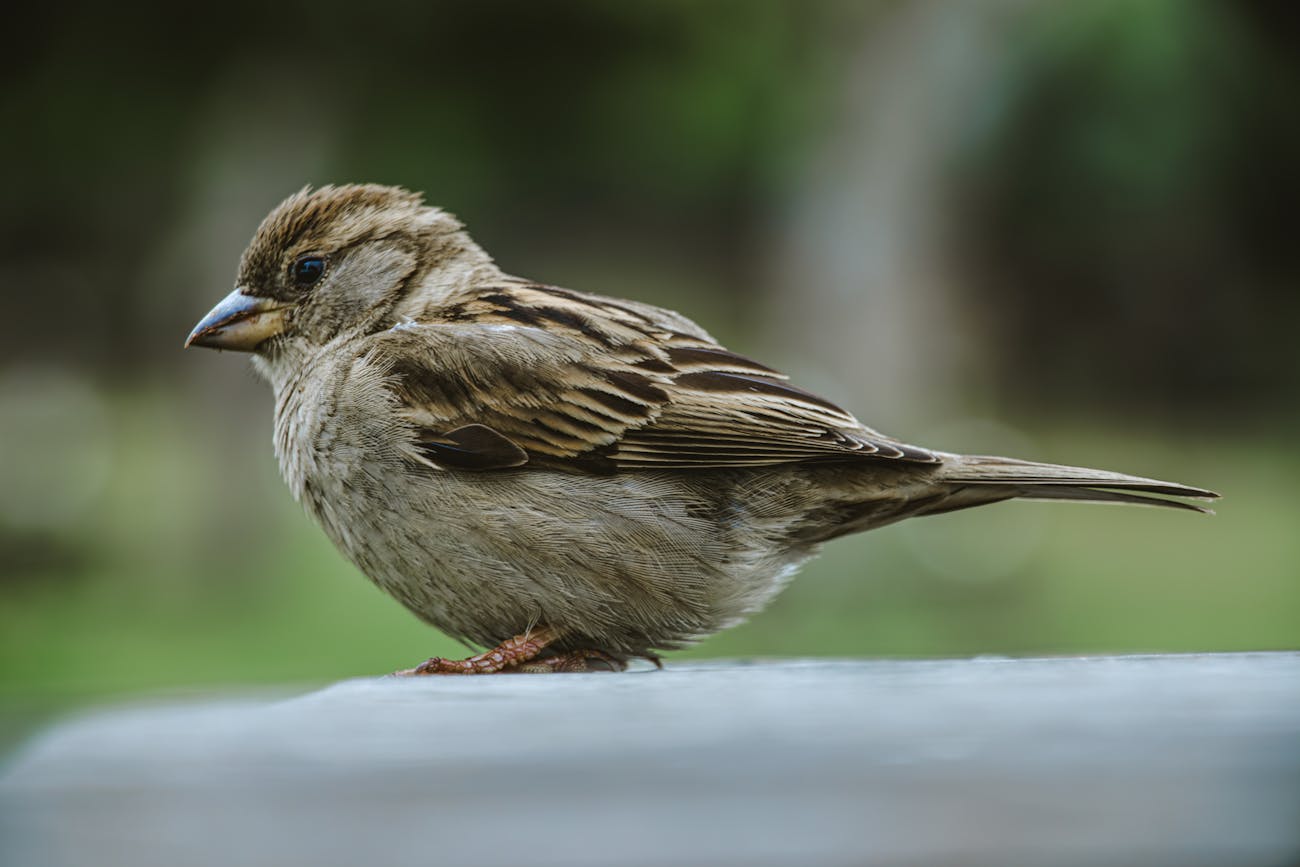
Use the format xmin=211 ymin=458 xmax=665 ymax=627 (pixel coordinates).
xmin=185 ymin=184 xmax=488 ymax=358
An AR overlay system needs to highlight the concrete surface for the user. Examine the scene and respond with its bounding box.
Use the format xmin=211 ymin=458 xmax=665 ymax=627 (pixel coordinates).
xmin=2 ymin=653 xmax=1299 ymax=867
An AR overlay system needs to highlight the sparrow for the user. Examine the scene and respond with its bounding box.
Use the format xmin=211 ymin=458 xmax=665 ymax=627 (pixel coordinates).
xmin=186 ymin=184 xmax=1217 ymax=674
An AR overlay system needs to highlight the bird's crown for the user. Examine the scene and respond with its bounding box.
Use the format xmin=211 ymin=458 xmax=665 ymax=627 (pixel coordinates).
xmin=238 ymin=184 xmax=463 ymax=298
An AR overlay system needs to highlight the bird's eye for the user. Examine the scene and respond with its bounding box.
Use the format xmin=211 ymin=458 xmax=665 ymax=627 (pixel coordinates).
xmin=292 ymin=256 xmax=327 ymax=287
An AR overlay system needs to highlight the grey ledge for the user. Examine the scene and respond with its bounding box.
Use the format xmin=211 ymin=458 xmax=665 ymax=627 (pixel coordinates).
xmin=3 ymin=653 xmax=1299 ymax=867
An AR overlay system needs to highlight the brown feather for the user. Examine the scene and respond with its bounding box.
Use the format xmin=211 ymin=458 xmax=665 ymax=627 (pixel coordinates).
xmin=374 ymin=283 xmax=938 ymax=473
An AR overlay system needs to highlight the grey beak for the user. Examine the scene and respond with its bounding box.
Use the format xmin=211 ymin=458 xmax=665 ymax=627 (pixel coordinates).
xmin=185 ymin=289 xmax=292 ymax=352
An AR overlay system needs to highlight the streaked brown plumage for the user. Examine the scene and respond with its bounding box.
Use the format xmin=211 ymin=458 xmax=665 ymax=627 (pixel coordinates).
xmin=186 ymin=184 xmax=1217 ymax=673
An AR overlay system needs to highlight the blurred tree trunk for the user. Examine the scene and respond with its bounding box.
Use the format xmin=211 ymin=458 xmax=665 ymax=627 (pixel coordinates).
xmin=761 ymin=1 xmax=1025 ymax=429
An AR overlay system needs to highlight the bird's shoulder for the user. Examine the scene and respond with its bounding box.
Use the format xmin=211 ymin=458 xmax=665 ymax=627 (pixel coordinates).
xmin=429 ymin=278 xmax=715 ymax=344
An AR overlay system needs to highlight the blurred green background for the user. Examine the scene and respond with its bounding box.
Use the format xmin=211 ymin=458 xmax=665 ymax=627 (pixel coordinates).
xmin=2 ymin=0 xmax=1297 ymax=730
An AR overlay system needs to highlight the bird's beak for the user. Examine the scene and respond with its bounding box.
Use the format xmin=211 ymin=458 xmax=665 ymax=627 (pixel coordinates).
xmin=185 ymin=289 xmax=292 ymax=351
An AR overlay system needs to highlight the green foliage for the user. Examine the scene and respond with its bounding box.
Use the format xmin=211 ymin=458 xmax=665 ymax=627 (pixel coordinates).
xmin=965 ymin=0 xmax=1300 ymax=411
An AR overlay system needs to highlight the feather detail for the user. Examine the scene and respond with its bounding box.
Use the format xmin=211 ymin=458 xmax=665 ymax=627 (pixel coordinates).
xmin=937 ymin=454 xmax=1219 ymax=512
xmin=369 ymin=282 xmax=938 ymax=473
xmin=416 ymin=424 xmax=528 ymax=471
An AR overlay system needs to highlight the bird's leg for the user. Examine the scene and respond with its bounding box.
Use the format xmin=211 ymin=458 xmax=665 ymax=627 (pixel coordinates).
xmin=512 ymin=648 xmax=628 ymax=673
xmin=395 ymin=626 xmax=560 ymax=675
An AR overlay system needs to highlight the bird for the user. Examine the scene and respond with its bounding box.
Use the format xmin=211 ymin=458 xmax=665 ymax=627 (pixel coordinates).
xmin=185 ymin=184 xmax=1217 ymax=674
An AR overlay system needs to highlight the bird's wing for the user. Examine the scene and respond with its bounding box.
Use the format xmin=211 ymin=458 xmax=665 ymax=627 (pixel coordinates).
xmin=369 ymin=282 xmax=938 ymax=472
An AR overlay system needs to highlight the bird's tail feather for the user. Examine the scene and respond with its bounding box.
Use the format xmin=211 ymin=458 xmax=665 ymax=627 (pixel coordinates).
xmin=935 ymin=454 xmax=1219 ymax=514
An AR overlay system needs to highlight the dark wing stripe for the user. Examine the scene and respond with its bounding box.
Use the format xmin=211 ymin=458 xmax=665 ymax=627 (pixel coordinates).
xmin=625 ymin=430 xmax=836 ymax=448
xmin=524 ymin=407 xmax=611 ymax=441
xmin=531 ymin=306 xmax=617 ymax=347
xmin=895 ymin=444 xmax=941 ymax=463
xmin=665 ymin=346 xmax=784 ymax=377
xmin=417 ymin=424 xmax=529 ymax=471
xmin=479 ymin=292 xmax=543 ymax=326
xmin=494 ymin=305 xmax=542 ymax=326
xmin=616 ymin=435 xmax=816 ymax=452
xmin=616 ymin=457 xmax=801 ymax=467
xmin=632 ymin=357 xmax=676 ymax=373
xmin=603 ymin=369 xmax=671 ymax=404
xmin=525 ymin=284 xmax=662 ymax=328
xmin=616 ymin=448 xmax=816 ymax=461
xmin=673 ymin=371 xmax=851 ymax=416
xmin=511 ymin=418 xmax=591 ymax=453
xmin=575 ymin=387 xmax=653 ymax=419
xmin=556 ymin=396 xmax=645 ymax=428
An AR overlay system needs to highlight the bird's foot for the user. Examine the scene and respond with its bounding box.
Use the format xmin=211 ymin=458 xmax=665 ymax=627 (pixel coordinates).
xmin=512 ymin=648 xmax=628 ymax=673
xmin=394 ymin=626 xmax=559 ymax=675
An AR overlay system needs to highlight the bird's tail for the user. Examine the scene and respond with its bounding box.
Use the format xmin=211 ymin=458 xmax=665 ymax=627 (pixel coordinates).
xmin=931 ymin=454 xmax=1219 ymax=514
